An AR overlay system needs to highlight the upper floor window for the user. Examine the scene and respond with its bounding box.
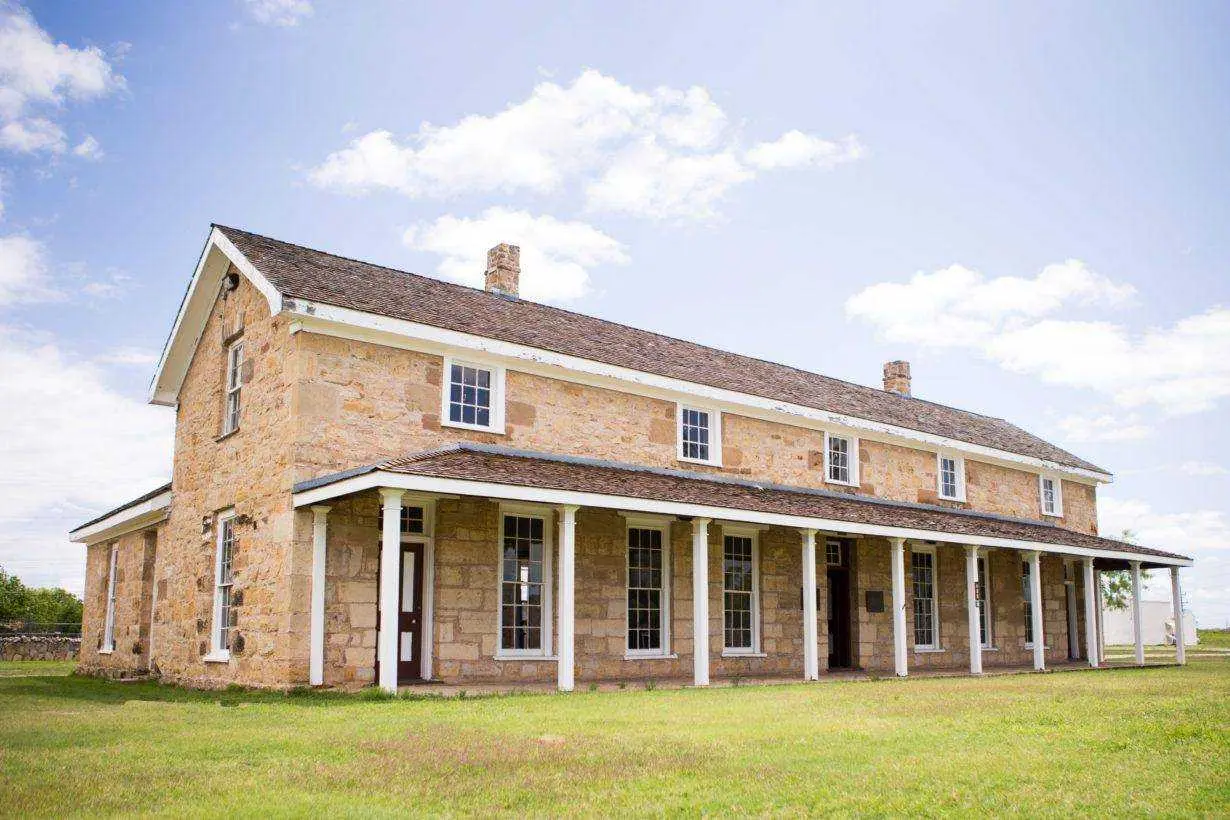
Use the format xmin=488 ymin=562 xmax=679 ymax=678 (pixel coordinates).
xmin=101 ymin=544 xmax=118 ymax=653
xmin=222 ymin=341 xmax=243 ymax=435
xmin=937 ymin=454 xmax=966 ymax=501
xmin=626 ymin=522 xmax=670 ymax=655
xmin=722 ymin=530 xmax=760 ymax=654
xmin=824 ymin=433 xmax=858 ymax=486
xmin=1039 ymin=476 xmax=1063 ymax=517
xmin=441 ymin=357 xmax=505 ymax=433
xmin=911 ymin=547 xmax=939 ymax=650
xmin=677 ymin=404 xmax=721 ymax=465
xmin=210 ymin=512 xmax=236 ymax=659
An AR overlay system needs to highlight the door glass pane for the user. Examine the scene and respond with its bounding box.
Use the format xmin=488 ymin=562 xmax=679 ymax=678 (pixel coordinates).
xmin=401 ymin=551 xmax=416 ymax=612
xmin=400 ymin=631 xmax=414 ymax=662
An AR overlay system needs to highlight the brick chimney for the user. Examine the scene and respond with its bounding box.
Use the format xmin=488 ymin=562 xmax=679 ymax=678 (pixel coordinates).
xmin=883 ymin=360 xmax=911 ymax=396
xmin=484 ymin=243 xmax=520 ymax=296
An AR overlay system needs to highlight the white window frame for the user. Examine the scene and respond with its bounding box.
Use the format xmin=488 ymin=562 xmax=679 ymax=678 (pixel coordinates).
xmin=720 ymin=525 xmax=762 ymax=656
xmin=623 ymin=515 xmax=672 ymax=658
xmin=440 ymin=355 xmax=506 ymax=434
xmin=206 ymin=510 xmax=236 ymax=662
xmin=937 ymin=452 xmax=967 ymax=502
xmin=100 ymin=543 xmax=118 ymax=654
xmin=676 ymin=403 xmax=722 ymax=466
xmin=1039 ymin=475 xmax=1063 ymax=517
xmin=823 ymin=432 xmax=859 ymax=487
xmin=910 ymin=545 xmax=941 ymax=651
xmin=976 ymin=554 xmax=993 ymax=649
xmin=222 ymin=340 xmax=243 ymax=435
xmin=1021 ymin=558 xmax=1041 ymax=648
xmin=494 ymin=503 xmax=553 ymax=659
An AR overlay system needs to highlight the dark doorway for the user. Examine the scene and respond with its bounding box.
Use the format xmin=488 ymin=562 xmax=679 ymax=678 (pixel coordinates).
xmin=827 ymin=564 xmax=852 ymax=669
xmin=397 ymin=543 xmax=425 ymax=682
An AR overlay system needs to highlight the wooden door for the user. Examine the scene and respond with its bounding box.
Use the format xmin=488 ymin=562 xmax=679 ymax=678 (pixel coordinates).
xmin=397 ymin=543 xmax=425 ymax=682
xmin=827 ymin=567 xmax=851 ymax=669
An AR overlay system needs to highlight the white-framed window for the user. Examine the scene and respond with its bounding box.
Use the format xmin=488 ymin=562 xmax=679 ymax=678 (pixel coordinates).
xmin=1021 ymin=559 xmax=1041 ymax=647
xmin=101 ymin=543 xmax=118 ymax=653
xmin=497 ymin=508 xmax=553 ymax=656
xmin=1039 ymin=475 xmax=1063 ymax=517
xmin=677 ymin=404 xmax=721 ymax=465
xmin=625 ymin=519 xmax=671 ymax=655
xmin=441 ymin=356 xmax=505 ymax=433
xmin=937 ymin=453 xmax=966 ymax=501
xmin=222 ymin=340 xmax=244 ymax=435
xmin=976 ymin=554 xmax=992 ymax=648
xmin=825 ymin=539 xmax=845 ymax=567
xmin=824 ymin=432 xmax=859 ymax=486
xmin=209 ymin=511 xmax=236 ymax=660
xmin=722 ymin=528 xmax=760 ymax=654
xmin=911 ymin=546 xmax=940 ymax=650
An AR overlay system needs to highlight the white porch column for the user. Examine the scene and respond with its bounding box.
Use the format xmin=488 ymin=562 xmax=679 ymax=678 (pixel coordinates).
xmin=309 ymin=505 xmax=331 ymax=687
xmin=1082 ymin=558 xmax=1099 ymax=668
xmin=800 ymin=528 xmax=818 ymax=681
xmin=965 ymin=545 xmax=982 ymax=675
xmin=692 ymin=517 xmax=711 ymax=687
xmin=1096 ymin=569 xmax=1106 ymax=663
xmin=890 ymin=537 xmax=907 ymax=677
xmin=1028 ymin=551 xmax=1045 ymax=671
xmin=377 ymin=488 xmax=404 ymax=694
xmin=1171 ymin=567 xmax=1186 ymax=665
xmin=1130 ymin=560 xmax=1145 ymax=666
xmin=557 ymin=505 xmax=578 ymax=692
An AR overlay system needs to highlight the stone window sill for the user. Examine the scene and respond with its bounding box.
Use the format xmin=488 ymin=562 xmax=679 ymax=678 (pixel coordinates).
xmin=214 ymin=428 xmax=240 ymax=443
xmin=202 ymin=650 xmax=231 ymax=664
xmin=913 ymin=646 xmax=947 ymax=653
xmin=721 ymin=650 xmax=767 ymax=658
xmin=623 ymin=652 xmax=678 ymax=661
xmin=493 ymin=653 xmax=557 ymax=662
xmin=97 ymin=647 xmax=114 ymax=655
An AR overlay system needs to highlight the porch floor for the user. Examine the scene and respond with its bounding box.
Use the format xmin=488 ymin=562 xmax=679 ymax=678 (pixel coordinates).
xmin=397 ymin=658 xmax=1180 ymax=696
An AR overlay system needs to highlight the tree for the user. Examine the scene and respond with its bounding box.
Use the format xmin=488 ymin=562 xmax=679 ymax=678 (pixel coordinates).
xmin=1101 ymin=530 xmax=1150 ymax=611
xmin=0 ymin=567 xmax=83 ymax=630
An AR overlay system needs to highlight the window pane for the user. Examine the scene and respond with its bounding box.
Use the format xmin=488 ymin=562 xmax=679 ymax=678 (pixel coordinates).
xmin=681 ymin=408 xmax=713 ymax=462
xmin=723 ymin=535 xmax=754 ymax=649
xmin=500 ymin=515 xmax=544 ymax=651
xmin=912 ymin=551 xmax=935 ymax=647
xmin=627 ymin=528 xmax=665 ymax=652
xmin=448 ymin=363 xmax=494 ymax=428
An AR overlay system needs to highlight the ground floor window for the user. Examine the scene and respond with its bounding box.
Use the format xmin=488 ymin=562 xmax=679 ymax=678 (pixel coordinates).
xmin=723 ymin=532 xmax=759 ymax=653
xmin=500 ymin=514 xmax=546 ymax=653
xmin=911 ymin=547 xmax=939 ymax=649
xmin=976 ymin=555 xmax=992 ymax=648
xmin=626 ymin=525 xmax=669 ymax=653
xmin=212 ymin=512 xmax=236 ymax=655
xmin=102 ymin=544 xmax=118 ymax=652
xmin=1021 ymin=560 xmax=1040 ymax=645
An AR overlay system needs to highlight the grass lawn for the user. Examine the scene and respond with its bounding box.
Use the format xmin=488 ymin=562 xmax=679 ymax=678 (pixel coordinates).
xmin=1 ymin=660 xmax=1227 ymax=817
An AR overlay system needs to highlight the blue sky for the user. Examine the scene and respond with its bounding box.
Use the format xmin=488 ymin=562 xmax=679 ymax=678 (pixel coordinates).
xmin=1 ymin=1 xmax=1227 ymax=626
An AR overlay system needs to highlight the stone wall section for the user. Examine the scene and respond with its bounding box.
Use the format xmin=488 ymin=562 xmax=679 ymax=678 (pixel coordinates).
xmin=1 ymin=636 xmax=80 ymax=661
xmin=77 ymin=524 xmax=159 ymax=677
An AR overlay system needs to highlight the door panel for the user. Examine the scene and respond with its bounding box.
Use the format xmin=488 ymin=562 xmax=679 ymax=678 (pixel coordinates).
xmin=397 ymin=544 xmax=424 ymax=682
xmin=827 ymin=567 xmax=851 ymax=669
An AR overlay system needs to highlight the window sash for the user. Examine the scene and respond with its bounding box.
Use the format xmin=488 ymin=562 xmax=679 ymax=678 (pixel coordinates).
xmin=722 ymin=535 xmax=757 ymax=651
xmin=223 ymin=342 xmax=243 ymax=434
xmin=626 ymin=527 xmax=668 ymax=653
xmin=939 ymin=456 xmax=962 ymax=499
xmin=1021 ymin=560 xmax=1038 ymax=645
xmin=680 ymin=408 xmax=711 ymax=462
xmin=1041 ymin=477 xmax=1060 ymax=515
xmin=213 ymin=516 xmax=236 ymax=654
xmin=911 ymin=550 xmax=938 ymax=648
xmin=102 ymin=545 xmax=118 ymax=651
xmin=827 ymin=435 xmax=851 ymax=484
xmin=447 ymin=362 xmax=493 ymax=428
xmin=976 ymin=556 xmax=991 ymax=648
xmin=500 ymin=514 xmax=546 ymax=653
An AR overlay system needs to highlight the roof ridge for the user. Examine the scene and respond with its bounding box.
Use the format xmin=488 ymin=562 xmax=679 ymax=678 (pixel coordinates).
xmin=213 ymin=225 xmax=1017 ymax=426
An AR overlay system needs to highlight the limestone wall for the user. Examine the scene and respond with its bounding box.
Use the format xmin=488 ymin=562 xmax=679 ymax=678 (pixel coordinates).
xmin=77 ymin=524 xmax=159 ymax=677
xmin=0 ymin=636 xmax=80 ymax=661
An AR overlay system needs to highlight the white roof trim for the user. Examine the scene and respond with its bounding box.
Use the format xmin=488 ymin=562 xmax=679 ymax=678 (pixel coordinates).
xmin=291 ymin=471 xmax=1188 ymax=567
xmin=69 ymin=490 xmax=172 ymax=545
xmin=287 ymin=305 xmax=1112 ymax=484
xmin=148 ymin=227 xmax=282 ymax=406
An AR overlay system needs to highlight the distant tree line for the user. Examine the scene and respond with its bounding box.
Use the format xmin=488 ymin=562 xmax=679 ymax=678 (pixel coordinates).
xmin=0 ymin=567 xmax=84 ymax=631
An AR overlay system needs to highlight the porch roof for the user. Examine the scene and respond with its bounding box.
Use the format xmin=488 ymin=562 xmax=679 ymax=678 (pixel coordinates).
xmin=292 ymin=444 xmax=1190 ymax=568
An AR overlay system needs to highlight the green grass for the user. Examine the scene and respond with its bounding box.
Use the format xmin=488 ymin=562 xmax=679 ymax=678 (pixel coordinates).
xmin=0 ymin=660 xmax=76 ymax=678
xmin=1 ymin=660 xmax=1227 ymax=817
xmin=1199 ymin=628 xmax=1230 ymax=649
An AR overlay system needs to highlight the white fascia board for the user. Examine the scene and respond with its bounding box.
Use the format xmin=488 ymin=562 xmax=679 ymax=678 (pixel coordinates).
xmin=69 ymin=490 xmax=173 ymax=544
xmin=291 ymin=472 xmax=1189 ymax=567
xmin=285 ymin=303 xmax=1112 ymax=485
xmin=148 ymin=227 xmax=283 ymax=406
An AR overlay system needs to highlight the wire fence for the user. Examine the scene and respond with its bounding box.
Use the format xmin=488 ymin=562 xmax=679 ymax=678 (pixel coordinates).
xmin=0 ymin=621 xmax=82 ymax=637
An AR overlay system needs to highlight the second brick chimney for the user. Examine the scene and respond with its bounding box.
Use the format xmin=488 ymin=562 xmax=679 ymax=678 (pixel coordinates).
xmin=484 ymin=243 xmax=520 ymax=297
xmin=883 ymin=360 xmax=911 ymax=397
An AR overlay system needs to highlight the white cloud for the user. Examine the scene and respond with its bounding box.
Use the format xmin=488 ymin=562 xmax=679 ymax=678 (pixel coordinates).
xmin=0 ymin=116 xmax=64 ymax=153
xmin=0 ymin=326 xmax=172 ymax=595
xmin=0 ymin=4 xmax=124 ymax=156
xmin=94 ymin=346 xmax=158 ymax=366
xmin=1054 ymin=411 xmax=1152 ymax=444
xmin=309 ymin=70 xmax=862 ymax=220
xmin=72 ymin=133 xmax=102 ymax=160
xmin=242 ymin=0 xmax=314 ymax=27
xmin=745 ymin=130 xmax=866 ymax=170
xmin=846 ymin=261 xmax=1230 ymax=416
xmin=1179 ymin=461 xmax=1229 ymax=477
xmin=0 ymin=233 xmax=59 ymax=305
xmin=403 ymin=207 xmax=628 ymax=302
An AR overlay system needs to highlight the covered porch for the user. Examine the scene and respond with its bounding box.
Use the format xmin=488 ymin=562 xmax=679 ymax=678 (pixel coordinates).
xmin=292 ymin=444 xmax=1192 ymax=693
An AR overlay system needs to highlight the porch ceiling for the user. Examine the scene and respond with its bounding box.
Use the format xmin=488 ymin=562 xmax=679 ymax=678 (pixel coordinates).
xmin=292 ymin=444 xmax=1191 ymax=568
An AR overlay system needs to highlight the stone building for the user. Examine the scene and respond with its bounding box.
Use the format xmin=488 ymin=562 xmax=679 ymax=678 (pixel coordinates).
xmin=71 ymin=226 xmax=1191 ymax=691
